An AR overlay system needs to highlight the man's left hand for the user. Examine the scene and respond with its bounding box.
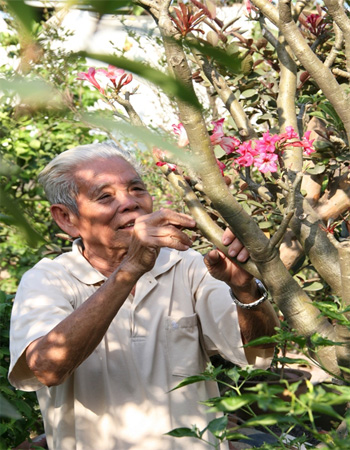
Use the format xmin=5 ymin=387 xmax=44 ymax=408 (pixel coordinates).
xmin=204 ymin=228 xmax=253 ymax=289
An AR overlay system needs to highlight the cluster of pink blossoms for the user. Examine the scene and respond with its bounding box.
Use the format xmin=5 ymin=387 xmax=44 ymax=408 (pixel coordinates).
xmin=77 ymin=65 xmax=133 ymax=95
xmin=159 ymin=120 xmax=315 ymax=175
xmin=234 ymin=126 xmax=315 ymax=173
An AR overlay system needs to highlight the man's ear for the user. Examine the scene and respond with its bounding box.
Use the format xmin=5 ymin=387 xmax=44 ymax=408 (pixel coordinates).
xmin=50 ymin=204 xmax=80 ymax=238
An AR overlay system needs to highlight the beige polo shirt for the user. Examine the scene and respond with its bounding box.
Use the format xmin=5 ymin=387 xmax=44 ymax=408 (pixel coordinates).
xmin=9 ymin=240 xmax=271 ymax=450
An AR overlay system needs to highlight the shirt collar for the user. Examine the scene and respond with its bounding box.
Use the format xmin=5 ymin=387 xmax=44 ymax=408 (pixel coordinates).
xmin=56 ymin=239 xmax=106 ymax=285
xmin=58 ymin=239 xmax=183 ymax=286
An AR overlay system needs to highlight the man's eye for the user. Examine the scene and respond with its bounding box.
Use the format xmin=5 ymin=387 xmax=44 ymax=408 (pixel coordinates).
xmin=98 ymin=193 xmax=111 ymax=200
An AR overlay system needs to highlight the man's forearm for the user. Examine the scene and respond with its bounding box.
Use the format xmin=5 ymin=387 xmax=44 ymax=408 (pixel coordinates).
xmin=26 ymin=263 xmax=140 ymax=387
xmin=231 ymin=280 xmax=280 ymax=345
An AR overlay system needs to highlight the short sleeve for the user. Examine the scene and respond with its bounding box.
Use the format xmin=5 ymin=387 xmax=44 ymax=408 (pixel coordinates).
xmin=8 ymin=260 xmax=76 ymax=391
xmin=190 ymin=254 xmax=273 ymax=369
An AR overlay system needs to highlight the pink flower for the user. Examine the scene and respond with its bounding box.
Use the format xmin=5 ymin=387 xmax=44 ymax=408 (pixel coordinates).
xmin=236 ymin=154 xmax=254 ymax=167
xmin=301 ymin=131 xmax=315 ymax=156
xmin=77 ymin=67 xmax=105 ymax=94
xmin=210 ymin=118 xmax=225 ymax=145
xmin=255 ymin=130 xmax=282 ymax=153
xmin=210 ymin=119 xmax=240 ymax=154
xmin=237 ymin=140 xmax=258 ymax=157
xmin=216 ymin=159 xmax=226 ymax=176
xmin=172 ymin=123 xmax=189 ymax=147
xmin=282 ymin=126 xmax=299 ymax=140
xmin=254 ymin=152 xmax=279 ymax=173
xmin=235 ymin=141 xmax=257 ymax=167
xmin=97 ymin=65 xmax=125 ymax=85
xmin=98 ymin=65 xmax=133 ymax=91
xmin=219 ymin=136 xmax=241 ymax=154
xmin=116 ymin=73 xmax=133 ymax=90
xmin=156 ymin=161 xmax=177 ymax=172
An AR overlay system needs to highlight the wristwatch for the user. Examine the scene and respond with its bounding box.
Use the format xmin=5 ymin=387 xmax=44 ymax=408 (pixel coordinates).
xmin=230 ymin=279 xmax=268 ymax=309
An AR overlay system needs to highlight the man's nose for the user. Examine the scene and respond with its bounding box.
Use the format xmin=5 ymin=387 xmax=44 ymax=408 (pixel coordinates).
xmin=117 ymin=191 xmax=139 ymax=212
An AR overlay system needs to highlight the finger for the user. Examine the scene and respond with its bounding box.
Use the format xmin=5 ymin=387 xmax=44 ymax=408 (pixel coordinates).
xmin=227 ymin=238 xmax=245 ymax=258
xmin=204 ymin=249 xmax=221 ymax=266
xmin=135 ymin=221 xmax=193 ymax=251
xmin=157 ymin=209 xmax=196 ymax=229
xmin=236 ymin=246 xmax=250 ymax=262
xmin=222 ymin=228 xmax=236 ymax=246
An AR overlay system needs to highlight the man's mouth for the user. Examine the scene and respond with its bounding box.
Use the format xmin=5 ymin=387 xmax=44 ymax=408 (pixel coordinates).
xmin=119 ymin=221 xmax=135 ymax=229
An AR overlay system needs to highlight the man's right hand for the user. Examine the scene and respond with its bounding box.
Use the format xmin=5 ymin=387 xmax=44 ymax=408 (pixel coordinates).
xmin=123 ymin=209 xmax=196 ymax=275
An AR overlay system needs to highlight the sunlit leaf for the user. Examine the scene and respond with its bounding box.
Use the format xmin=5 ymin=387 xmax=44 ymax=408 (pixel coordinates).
xmin=303 ymin=281 xmax=324 ymax=291
xmin=243 ymin=415 xmax=279 ymax=426
xmin=71 ymin=0 xmax=133 ymax=14
xmin=0 ymin=77 xmax=62 ymax=108
xmin=2 ymin=0 xmax=39 ymax=35
xmin=78 ymin=52 xmax=202 ymax=110
xmin=81 ymin=112 xmax=196 ymax=167
xmin=306 ymin=164 xmax=326 ymax=175
xmin=211 ymin=394 xmax=255 ymax=412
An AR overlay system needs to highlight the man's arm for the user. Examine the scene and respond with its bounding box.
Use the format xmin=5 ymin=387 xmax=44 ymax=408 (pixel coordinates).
xmin=26 ymin=209 xmax=196 ymax=387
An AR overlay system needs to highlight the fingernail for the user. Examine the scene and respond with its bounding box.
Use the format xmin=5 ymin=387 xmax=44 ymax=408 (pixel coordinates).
xmin=228 ymin=248 xmax=237 ymax=257
xmin=222 ymin=237 xmax=230 ymax=245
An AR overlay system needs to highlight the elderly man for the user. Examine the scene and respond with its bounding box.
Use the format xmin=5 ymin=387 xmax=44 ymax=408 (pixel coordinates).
xmin=9 ymin=141 xmax=278 ymax=450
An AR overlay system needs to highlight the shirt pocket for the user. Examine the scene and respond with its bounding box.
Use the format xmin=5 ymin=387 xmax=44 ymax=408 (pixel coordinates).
xmin=165 ymin=314 xmax=205 ymax=377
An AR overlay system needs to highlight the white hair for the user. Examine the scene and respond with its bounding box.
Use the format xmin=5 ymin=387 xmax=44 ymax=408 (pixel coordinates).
xmin=38 ymin=141 xmax=142 ymax=215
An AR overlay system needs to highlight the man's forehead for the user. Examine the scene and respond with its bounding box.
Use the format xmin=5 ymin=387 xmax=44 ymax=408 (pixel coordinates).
xmin=74 ymin=157 xmax=140 ymax=185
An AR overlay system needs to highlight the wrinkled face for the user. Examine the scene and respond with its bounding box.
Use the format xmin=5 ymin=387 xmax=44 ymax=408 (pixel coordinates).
xmin=69 ymin=156 xmax=153 ymax=256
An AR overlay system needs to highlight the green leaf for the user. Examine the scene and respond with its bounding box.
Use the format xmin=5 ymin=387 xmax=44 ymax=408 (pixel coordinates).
xmin=310 ymin=403 xmax=343 ymax=420
xmin=212 ymin=394 xmax=255 ymax=412
xmin=207 ymin=415 xmax=228 ymax=437
xmin=166 ymin=427 xmax=199 ymax=438
xmin=306 ymin=164 xmax=326 ymax=175
xmin=0 ymin=395 xmax=20 ymax=419
xmin=0 ymin=186 xmax=44 ymax=248
xmin=310 ymin=333 xmax=342 ymax=347
xmin=71 ymin=0 xmax=133 ymax=14
xmin=258 ymin=221 xmax=274 ymax=229
xmin=184 ymin=39 xmax=242 ymax=74
xmin=243 ymin=415 xmax=279 ymax=427
xmin=3 ymin=0 xmax=39 ymax=35
xmin=81 ymin=112 xmax=197 ymax=167
xmin=0 ymin=77 xmax=61 ymax=108
xmin=243 ymin=336 xmax=276 ymax=347
xmin=169 ymin=375 xmax=210 ymax=391
xmin=275 ymin=357 xmax=310 ymax=366
xmin=78 ymin=52 xmax=201 ymax=110
xmin=319 ymin=103 xmax=343 ymax=129
xmin=303 ymin=281 xmax=324 ymax=291
xmin=309 ymin=111 xmax=327 ymax=120
xmin=225 ymin=432 xmax=249 ymax=441
xmin=241 ymin=89 xmax=257 ymax=98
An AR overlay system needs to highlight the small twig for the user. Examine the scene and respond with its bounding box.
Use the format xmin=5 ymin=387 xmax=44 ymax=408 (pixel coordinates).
xmin=270 ymin=210 xmax=295 ymax=249
xmin=332 ymin=67 xmax=350 ymax=79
